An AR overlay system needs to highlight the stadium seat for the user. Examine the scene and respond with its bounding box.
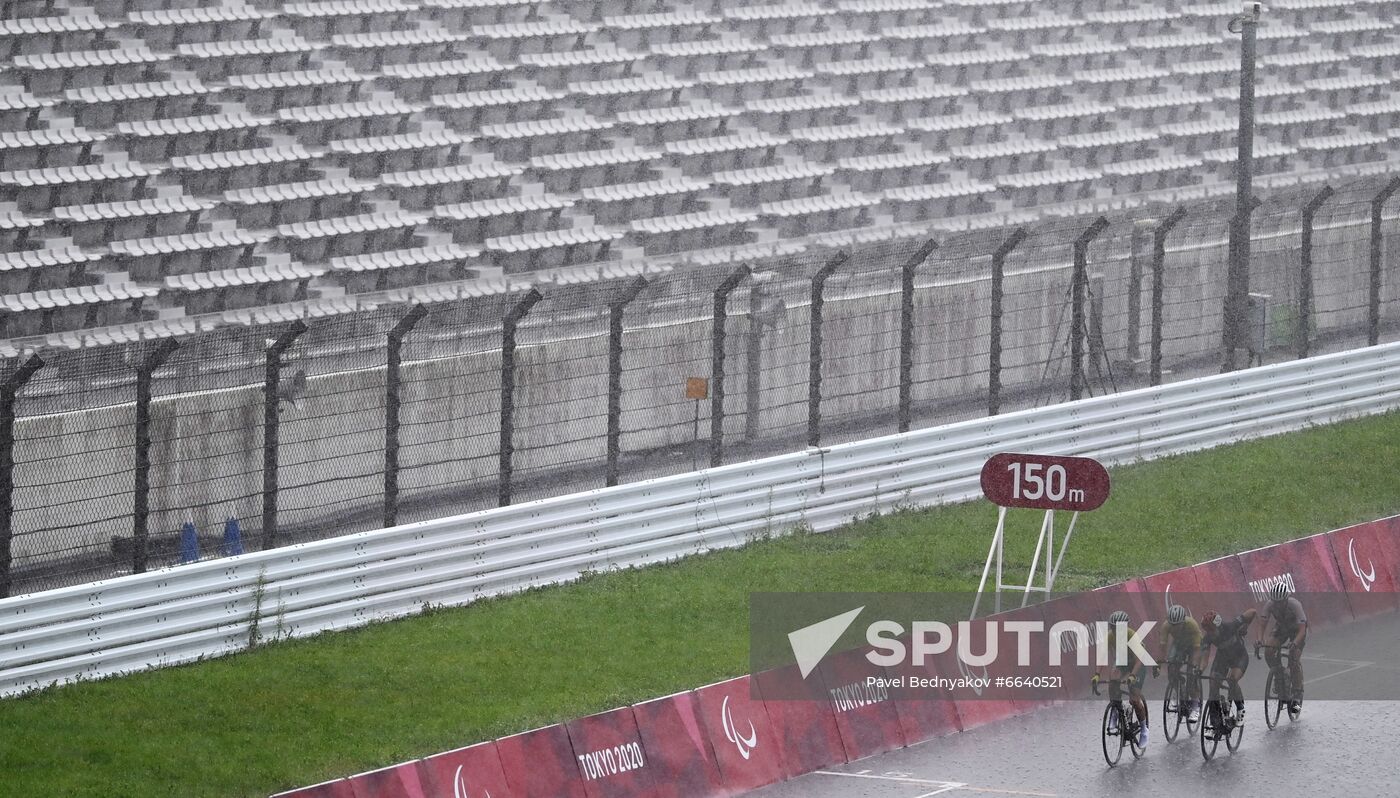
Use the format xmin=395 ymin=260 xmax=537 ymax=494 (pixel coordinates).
xmin=379 ymin=160 xmax=523 ymax=208
xmin=436 ymin=192 xmax=575 ymax=240
xmin=49 ymin=195 xmax=218 ymax=248
xmin=326 ymin=242 xmax=479 ymax=292
xmin=163 ymin=261 xmax=326 ymax=313
xmin=110 ymin=228 xmax=273 ymax=280
xmin=169 ymin=144 xmax=321 ymax=196
xmin=485 ymin=225 xmax=623 ymax=271
xmin=0 ymin=282 xmax=160 ymax=337
xmin=0 ymin=245 xmax=101 ymax=295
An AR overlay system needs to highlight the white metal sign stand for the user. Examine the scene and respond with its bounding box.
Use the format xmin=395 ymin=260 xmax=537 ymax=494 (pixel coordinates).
xmin=970 ymin=506 xmax=1081 ymax=619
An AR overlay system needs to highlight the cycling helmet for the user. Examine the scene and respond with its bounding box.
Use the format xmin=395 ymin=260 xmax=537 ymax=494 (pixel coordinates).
xmin=1269 ymin=582 xmax=1290 ymax=601
xmin=1201 ymin=610 xmax=1221 ymax=629
xmin=1167 ymin=604 xmax=1187 ymax=625
xmin=1108 ymin=610 xmax=1130 ymax=625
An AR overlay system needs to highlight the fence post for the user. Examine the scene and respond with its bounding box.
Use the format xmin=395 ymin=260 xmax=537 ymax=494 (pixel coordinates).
xmin=988 ymin=228 xmax=1027 ymax=416
xmin=132 ymin=338 xmax=179 ymax=574
xmin=498 ymin=288 xmax=542 ymax=507
xmin=0 ymin=354 xmax=44 ymax=598
xmin=1298 ymin=185 xmax=1334 ymax=359
xmin=897 ymin=239 xmax=938 ymax=434
xmin=1071 ymin=217 xmax=1110 ymax=401
xmin=384 ymin=305 xmax=428 ymax=528
xmin=808 ymin=251 xmax=849 ymax=448
xmin=1151 ymin=207 xmax=1188 ymax=386
xmin=606 ymin=277 xmax=648 ymax=487
xmin=711 ymin=265 xmax=750 ymax=468
xmin=262 ymin=320 xmax=306 ymax=550
xmin=1369 ymin=177 xmax=1400 ymax=346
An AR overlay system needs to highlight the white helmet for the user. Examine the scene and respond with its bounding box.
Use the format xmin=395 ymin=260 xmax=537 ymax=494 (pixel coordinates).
xmin=1167 ymin=604 xmax=1188 ymax=625
xmin=1108 ymin=610 xmax=1129 ymax=625
xmin=1269 ymin=582 xmax=1290 ymax=601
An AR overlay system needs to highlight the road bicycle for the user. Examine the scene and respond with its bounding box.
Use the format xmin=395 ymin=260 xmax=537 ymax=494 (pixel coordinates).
xmin=1198 ymin=671 xmax=1244 ymax=761
xmin=1094 ymin=675 xmax=1144 ymax=766
xmin=1161 ymin=659 xmax=1201 ymax=743
xmin=1255 ymin=642 xmax=1303 ymax=729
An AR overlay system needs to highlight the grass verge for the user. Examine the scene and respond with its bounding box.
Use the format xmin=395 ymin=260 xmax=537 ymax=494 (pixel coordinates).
xmin=2 ymin=411 xmax=1399 ymax=797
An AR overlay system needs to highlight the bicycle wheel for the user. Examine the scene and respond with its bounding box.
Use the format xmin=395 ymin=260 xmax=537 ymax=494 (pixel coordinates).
xmin=1102 ymin=702 xmax=1124 ymax=767
xmin=1200 ymin=701 xmax=1220 ymax=761
xmin=1163 ymin=680 xmax=1182 ymax=742
xmin=1129 ymin=714 xmax=1145 ymax=759
xmin=1264 ymin=670 xmax=1283 ymax=729
xmin=1225 ymin=705 xmax=1244 ymax=752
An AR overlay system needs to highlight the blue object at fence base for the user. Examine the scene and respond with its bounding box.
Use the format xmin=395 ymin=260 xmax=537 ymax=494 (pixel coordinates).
xmin=222 ymin=517 xmax=243 ymax=557
xmin=179 ymin=521 xmax=200 ymax=564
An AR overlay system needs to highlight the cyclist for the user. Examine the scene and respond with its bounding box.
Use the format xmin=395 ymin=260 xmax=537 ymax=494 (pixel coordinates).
xmin=1158 ymin=604 xmax=1203 ymax=723
xmin=1200 ymin=607 xmax=1257 ymax=724
xmin=1257 ymin=582 xmax=1307 ymax=713
xmin=1092 ymin=609 xmax=1150 ymax=748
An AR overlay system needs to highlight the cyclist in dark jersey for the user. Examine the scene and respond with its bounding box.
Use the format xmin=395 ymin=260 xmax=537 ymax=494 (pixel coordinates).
xmin=1257 ymin=582 xmax=1308 ymax=713
xmin=1200 ymin=607 xmax=1257 ymax=724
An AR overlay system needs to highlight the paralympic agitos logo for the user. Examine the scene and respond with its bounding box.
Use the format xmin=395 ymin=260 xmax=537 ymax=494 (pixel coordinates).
xmin=1348 ymin=538 xmax=1377 ymax=592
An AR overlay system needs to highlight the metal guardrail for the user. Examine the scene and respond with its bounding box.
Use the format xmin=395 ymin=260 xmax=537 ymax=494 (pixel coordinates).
xmin=2 ymin=341 xmax=1399 ymax=697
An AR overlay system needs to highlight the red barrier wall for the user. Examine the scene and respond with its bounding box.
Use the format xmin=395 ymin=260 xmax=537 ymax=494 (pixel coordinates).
xmin=1328 ymin=518 xmax=1400 ymax=614
xmin=272 ymin=778 xmax=357 ymax=798
xmin=416 ymin=741 xmax=515 ymax=798
xmin=496 ymin=725 xmax=587 ymax=798
xmin=566 ymin=707 xmax=659 ymax=798
xmin=816 ymin=647 xmax=906 ymax=761
xmin=920 ymin=615 xmax=1025 ymax=731
xmin=693 ymin=676 xmax=784 ymax=793
xmin=631 ymin=691 xmax=726 ymax=798
xmin=347 ymin=762 xmax=426 ymax=798
xmin=1138 ymin=564 xmax=1205 ymax=612
xmin=1189 ymin=554 xmax=1252 ymax=620
xmin=1237 ymin=534 xmax=1354 ymax=626
xmin=883 ymin=638 xmax=963 ymax=744
xmin=1034 ymin=592 xmax=1098 ymax=702
xmin=754 ymin=665 xmax=848 ymax=779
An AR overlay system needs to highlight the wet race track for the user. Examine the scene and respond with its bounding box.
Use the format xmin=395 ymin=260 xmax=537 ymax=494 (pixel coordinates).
xmin=748 ymin=615 xmax=1400 ymax=798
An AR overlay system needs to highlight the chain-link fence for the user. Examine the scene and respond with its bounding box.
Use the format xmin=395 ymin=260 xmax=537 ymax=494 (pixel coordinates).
xmin=4 ymin=172 xmax=1400 ymax=596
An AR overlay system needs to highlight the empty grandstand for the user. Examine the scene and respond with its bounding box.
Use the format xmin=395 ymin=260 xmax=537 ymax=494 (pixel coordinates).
xmin=1 ymin=0 xmax=1399 ymax=596
xmin=0 ymin=0 xmax=1397 ymax=339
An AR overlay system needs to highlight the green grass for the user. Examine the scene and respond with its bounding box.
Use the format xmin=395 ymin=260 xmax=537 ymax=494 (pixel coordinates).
xmin=3 ymin=411 xmax=1399 ymax=797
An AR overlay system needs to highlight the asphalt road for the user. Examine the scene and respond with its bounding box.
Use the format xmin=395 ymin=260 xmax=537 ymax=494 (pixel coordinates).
xmin=748 ymin=612 xmax=1400 ymax=798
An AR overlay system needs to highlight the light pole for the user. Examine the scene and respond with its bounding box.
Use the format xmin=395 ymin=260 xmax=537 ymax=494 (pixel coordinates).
xmin=1223 ymin=1 xmax=1263 ymax=372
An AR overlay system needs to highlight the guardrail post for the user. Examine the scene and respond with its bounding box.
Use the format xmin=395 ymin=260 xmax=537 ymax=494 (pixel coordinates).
xmin=1151 ymin=207 xmax=1188 ymax=387
xmin=898 ymin=239 xmax=938 ymax=434
xmin=1298 ymin=185 xmax=1333 ymax=359
xmin=808 ymin=251 xmax=849 ymax=448
xmin=499 ymin=288 xmax=542 ymax=507
xmin=606 ymin=277 xmax=647 ymax=487
xmin=711 ymin=265 xmax=750 ymax=468
xmin=262 ymin=321 xmax=306 ymax=550
xmin=1369 ymin=177 xmax=1400 ymax=346
xmin=988 ymin=228 xmax=1027 ymax=416
xmin=132 ymin=338 xmax=179 ymax=574
xmin=0 ymin=354 xmax=43 ymax=598
xmin=384 ymin=305 xmax=428 ymax=527
xmin=1071 ymin=217 xmax=1110 ymax=401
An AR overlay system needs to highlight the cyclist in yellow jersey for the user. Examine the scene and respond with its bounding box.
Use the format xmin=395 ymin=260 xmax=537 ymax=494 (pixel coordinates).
xmin=1092 ymin=609 xmax=1150 ymax=748
xmin=1159 ymin=604 xmax=1204 ymax=722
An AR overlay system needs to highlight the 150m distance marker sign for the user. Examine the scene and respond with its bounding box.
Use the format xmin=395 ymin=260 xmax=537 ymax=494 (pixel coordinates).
xmin=980 ymin=453 xmax=1111 ymax=511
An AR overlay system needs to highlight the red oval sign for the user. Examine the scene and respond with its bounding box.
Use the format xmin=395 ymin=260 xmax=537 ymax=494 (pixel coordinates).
xmin=980 ymin=453 xmax=1111 ymax=511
